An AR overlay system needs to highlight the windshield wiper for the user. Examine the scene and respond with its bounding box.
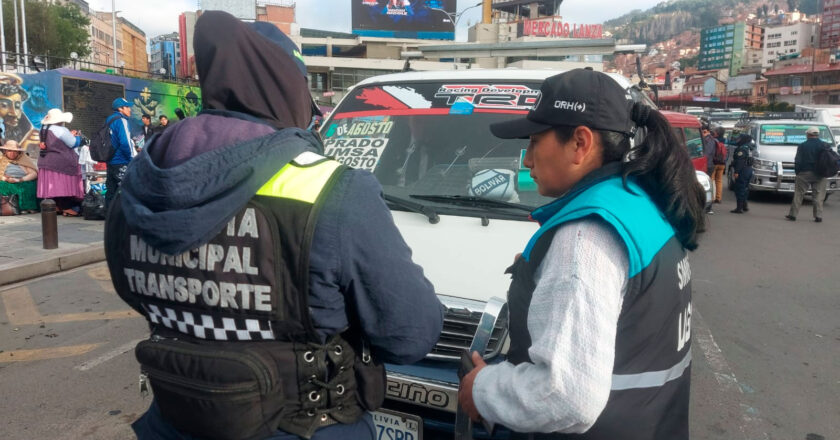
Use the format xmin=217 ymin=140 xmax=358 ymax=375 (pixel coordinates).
xmin=409 ymin=194 xmax=533 ymax=212
xmin=383 ymin=194 xmax=440 ymax=224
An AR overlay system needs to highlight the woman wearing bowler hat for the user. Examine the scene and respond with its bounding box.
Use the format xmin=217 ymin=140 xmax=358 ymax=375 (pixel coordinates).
xmin=37 ymin=108 xmax=84 ymax=216
xmin=0 ymin=140 xmax=38 ymax=213
xmin=458 ymin=69 xmax=705 ymax=440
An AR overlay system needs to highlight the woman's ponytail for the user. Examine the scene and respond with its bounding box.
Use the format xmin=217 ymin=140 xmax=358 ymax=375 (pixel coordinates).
xmin=623 ymin=103 xmax=706 ymax=250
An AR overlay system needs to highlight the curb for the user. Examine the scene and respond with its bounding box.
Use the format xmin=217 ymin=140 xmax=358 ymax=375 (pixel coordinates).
xmin=0 ymin=244 xmax=106 ymax=286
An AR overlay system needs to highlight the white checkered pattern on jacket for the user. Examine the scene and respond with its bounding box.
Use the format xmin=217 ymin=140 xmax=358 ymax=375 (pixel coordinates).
xmin=145 ymin=304 xmax=275 ymax=341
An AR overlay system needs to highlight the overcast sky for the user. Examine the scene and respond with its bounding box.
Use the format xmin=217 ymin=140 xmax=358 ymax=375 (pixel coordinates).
xmin=86 ymin=0 xmax=664 ymax=42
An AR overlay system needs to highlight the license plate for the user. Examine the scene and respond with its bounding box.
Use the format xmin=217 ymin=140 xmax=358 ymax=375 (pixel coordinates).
xmin=372 ymin=409 xmax=422 ymax=440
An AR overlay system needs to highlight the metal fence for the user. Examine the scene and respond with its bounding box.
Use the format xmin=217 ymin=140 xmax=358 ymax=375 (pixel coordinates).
xmin=0 ymin=51 xmax=198 ymax=86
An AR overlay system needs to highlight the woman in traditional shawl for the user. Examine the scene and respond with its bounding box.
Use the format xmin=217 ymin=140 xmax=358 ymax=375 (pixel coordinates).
xmin=0 ymin=140 xmax=39 ymax=213
xmin=37 ymin=108 xmax=84 ymax=216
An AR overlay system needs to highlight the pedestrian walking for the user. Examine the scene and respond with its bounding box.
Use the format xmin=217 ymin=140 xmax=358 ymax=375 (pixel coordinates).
xmin=458 ymin=69 xmax=705 ymax=440
xmin=708 ymin=126 xmax=727 ymax=203
xmin=105 ymin=11 xmax=442 ymax=440
xmin=105 ymin=98 xmax=135 ymax=209
xmin=786 ymin=126 xmax=831 ymax=222
xmin=730 ymin=134 xmax=754 ymax=214
xmin=36 ymin=108 xmax=85 ymax=216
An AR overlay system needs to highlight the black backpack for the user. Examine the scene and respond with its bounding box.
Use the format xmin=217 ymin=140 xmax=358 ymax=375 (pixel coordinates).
xmin=89 ymin=114 xmax=121 ymax=162
xmin=815 ymin=147 xmax=840 ymax=178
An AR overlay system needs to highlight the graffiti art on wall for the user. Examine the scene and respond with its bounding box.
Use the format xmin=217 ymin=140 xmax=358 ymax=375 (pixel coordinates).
xmin=0 ymin=73 xmax=34 ymax=149
xmin=2 ymin=68 xmax=201 ymax=156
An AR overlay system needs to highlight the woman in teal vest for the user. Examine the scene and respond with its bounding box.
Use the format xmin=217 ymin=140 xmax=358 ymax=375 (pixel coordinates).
xmin=458 ymin=69 xmax=706 ymax=440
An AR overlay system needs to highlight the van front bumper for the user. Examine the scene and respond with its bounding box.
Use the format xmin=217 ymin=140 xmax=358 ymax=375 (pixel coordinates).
xmin=750 ymin=167 xmax=840 ymax=193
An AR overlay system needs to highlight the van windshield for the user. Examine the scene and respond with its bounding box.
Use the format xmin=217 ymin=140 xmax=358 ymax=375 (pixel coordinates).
xmin=759 ymin=124 xmax=834 ymax=146
xmin=321 ymin=82 xmax=555 ymax=210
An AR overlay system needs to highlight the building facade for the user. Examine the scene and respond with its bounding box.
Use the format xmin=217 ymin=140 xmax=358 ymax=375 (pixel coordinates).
xmin=150 ymin=33 xmax=181 ymax=80
xmin=87 ymin=12 xmax=121 ymax=71
xmin=120 ymin=18 xmax=148 ymax=76
xmin=699 ymin=23 xmax=763 ymax=76
xmin=765 ymin=62 xmax=840 ymax=105
xmin=820 ymin=0 xmax=840 ymax=49
xmin=179 ymin=12 xmax=198 ymax=78
xmin=763 ymin=21 xmax=817 ymax=68
xmin=257 ymin=2 xmax=296 ymax=35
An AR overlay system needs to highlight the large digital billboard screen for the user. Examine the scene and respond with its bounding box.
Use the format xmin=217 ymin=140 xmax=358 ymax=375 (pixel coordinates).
xmin=352 ymin=0 xmax=456 ymax=40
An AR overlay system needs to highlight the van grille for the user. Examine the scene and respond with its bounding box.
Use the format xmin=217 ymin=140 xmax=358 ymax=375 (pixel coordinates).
xmin=427 ymin=295 xmax=509 ymax=361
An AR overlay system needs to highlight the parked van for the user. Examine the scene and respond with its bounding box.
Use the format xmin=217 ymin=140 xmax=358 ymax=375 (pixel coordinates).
xmin=795 ymin=104 xmax=840 ymax=144
xmin=320 ymin=69 xmax=710 ymax=439
xmin=733 ymin=116 xmax=839 ymax=196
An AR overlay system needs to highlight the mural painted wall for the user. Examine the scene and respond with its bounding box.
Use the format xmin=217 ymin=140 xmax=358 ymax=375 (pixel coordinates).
xmin=0 ymin=68 xmax=200 ymax=154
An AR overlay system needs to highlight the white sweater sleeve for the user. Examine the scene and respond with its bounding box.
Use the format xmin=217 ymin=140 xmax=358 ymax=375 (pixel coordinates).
xmin=472 ymin=218 xmax=629 ymax=434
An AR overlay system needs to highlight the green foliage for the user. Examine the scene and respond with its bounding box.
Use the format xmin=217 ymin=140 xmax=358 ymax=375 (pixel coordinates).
xmin=748 ymin=102 xmax=796 ymax=112
xmin=2 ymin=0 xmax=90 ymax=60
xmin=679 ymin=55 xmax=699 ymax=69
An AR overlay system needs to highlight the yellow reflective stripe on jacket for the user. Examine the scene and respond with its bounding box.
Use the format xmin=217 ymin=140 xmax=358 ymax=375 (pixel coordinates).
xmin=255 ymin=158 xmax=341 ymax=203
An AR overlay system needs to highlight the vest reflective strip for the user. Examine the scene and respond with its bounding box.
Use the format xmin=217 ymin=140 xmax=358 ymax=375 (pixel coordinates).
xmin=255 ymin=158 xmax=341 ymax=203
xmin=610 ymin=350 xmax=692 ymax=391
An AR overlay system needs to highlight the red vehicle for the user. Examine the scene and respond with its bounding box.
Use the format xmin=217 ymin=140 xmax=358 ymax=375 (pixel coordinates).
xmin=662 ymin=111 xmax=707 ymax=172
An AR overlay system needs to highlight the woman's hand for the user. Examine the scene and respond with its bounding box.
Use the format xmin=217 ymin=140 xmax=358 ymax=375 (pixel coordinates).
xmin=458 ymin=351 xmax=488 ymax=422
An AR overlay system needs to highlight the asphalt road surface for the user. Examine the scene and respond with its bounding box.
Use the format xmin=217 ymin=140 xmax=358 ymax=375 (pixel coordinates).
xmin=0 ymin=188 xmax=837 ymax=440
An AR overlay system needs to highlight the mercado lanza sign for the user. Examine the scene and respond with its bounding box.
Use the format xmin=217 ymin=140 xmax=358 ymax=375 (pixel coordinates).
xmin=518 ymin=17 xmax=604 ymax=39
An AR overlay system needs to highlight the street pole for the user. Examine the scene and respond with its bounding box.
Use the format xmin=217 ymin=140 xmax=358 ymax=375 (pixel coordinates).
xmin=112 ymin=0 xmax=118 ymax=69
xmin=809 ymin=45 xmax=816 ymax=105
xmin=13 ymin=0 xmax=19 ymax=69
xmin=20 ymin=0 xmax=27 ymax=73
xmin=0 ymin=0 xmax=7 ymax=71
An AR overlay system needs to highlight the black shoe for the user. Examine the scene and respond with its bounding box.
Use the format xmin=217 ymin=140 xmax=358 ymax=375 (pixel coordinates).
xmin=785 ymin=215 xmax=796 ymax=221
xmin=815 ymin=217 xmax=822 ymax=223
xmin=714 ymin=200 xmax=722 ymax=204
xmin=743 ymin=202 xmax=749 ymax=212
xmin=730 ymin=208 xmax=744 ymax=214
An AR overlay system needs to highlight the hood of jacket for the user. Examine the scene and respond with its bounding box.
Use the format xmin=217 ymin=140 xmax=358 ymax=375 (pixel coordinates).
xmin=118 ymin=111 xmax=321 ymax=255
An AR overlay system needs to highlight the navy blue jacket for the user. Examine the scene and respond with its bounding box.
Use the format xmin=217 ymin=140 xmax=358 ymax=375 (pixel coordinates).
xmin=794 ymin=137 xmax=831 ymax=174
xmin=118 ymin=112 xmax=443 ymax=439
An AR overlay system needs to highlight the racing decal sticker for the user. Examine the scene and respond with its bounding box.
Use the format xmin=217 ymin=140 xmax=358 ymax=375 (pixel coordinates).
xmin=324 ymin=137 xmax=389 ymax=171
xmin=383 ymin=85 xmax=433 ymax=109
xmin=434 ymin=84 xmax=541 ymax=110
xmin=356 ymin=87 xmax=409 ymax=110
xmin=355 ymin=85 xmax=432 ymax=110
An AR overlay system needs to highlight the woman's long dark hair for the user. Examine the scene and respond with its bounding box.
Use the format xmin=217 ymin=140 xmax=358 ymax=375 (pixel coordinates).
xmin=555 ymin=103 xmax=706 ymax=250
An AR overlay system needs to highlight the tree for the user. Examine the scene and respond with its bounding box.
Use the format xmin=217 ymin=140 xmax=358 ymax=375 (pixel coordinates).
xmin=2 ymin=0 xmax=90 ymax=60
xmin=762 ymin=4 xmax=769 ymax=16
xmin=787 ymin=0 xmax=798 ymax=11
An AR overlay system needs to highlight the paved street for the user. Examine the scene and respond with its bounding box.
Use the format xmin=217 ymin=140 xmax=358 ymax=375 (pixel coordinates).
xmin=0 ymin=188 xmax=838 ymax=440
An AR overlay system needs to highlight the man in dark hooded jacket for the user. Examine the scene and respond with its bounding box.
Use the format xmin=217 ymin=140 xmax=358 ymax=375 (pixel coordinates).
xmin=105 ymin=11 xmax=443 ymax=440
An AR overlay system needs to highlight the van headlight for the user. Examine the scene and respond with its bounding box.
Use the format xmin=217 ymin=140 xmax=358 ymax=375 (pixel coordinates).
xmin=695 ymin=171 xmax=711 ymax=191
xmin=753 ymin=159 xmax=777 ymax=172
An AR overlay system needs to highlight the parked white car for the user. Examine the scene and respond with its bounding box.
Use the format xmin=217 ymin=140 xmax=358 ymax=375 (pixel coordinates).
xmin=320 ymin=68 xmax=708 ymax=439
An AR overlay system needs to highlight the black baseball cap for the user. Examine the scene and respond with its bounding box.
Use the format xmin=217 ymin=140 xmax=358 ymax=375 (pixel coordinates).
xmin=490 ymin=69 xmax=635 ymax=139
